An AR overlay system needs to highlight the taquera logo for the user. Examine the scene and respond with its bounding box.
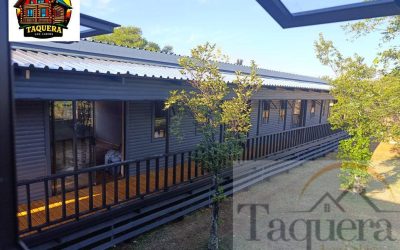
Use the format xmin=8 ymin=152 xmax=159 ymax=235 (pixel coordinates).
xmin=14 ymin=0 xmax=72 ymax=39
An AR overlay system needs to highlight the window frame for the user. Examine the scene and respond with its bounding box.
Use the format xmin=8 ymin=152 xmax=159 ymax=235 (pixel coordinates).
xmin=40 ymin=8 xmax=46 ymax=17
xmin=279 ymin=100 xmax=286 ymax=122
xmin=152 ymin=101 xmax=167 ymax=140
xmin=310 ymin=100 xmax=316 ymax=117
xmin=261 ymin=100 xmax=271 ymax=124
xmin=27 ymin=9 xmax=34 ymax=17
xmin=321 ymin=100 xmax=326 ymax=116
xmin=38 ymin=0 xmax=45 ymax=3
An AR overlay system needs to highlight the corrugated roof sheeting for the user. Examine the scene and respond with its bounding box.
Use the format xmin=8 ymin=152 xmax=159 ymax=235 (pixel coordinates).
xmin=12 ymin=49 xmax=331 ymax=91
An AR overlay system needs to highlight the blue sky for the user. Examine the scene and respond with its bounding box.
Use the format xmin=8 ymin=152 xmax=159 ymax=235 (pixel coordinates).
xmin=81 ymin=0 xmax=385 ymax=78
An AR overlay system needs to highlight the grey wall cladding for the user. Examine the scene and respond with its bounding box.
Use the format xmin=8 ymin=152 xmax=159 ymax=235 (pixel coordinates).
xmin=15 ymin=101 xmax=49 ymax=203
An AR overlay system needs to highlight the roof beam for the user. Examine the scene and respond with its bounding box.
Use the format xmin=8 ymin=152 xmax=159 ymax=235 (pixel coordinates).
xmin=257 ymin=0 xmax=400 ymax=28
xmin=80 ymin=13 xmax=120 ymax=38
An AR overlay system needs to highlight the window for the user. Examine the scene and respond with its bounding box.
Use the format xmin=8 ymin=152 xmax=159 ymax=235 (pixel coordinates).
xmin=324 ymin=204 xmax=331 ymax=213
xmin=310 ymin=100 xmax=316 ymax=117
xmin=40 ymin=8 xmax=46 ymax=17
xmin=321 ymin=101 xmax=326 ymax=116
xmin=27 ymin=9 xmax=34 ymax=17
xmin=279 ymin=100 xmax=286 ymax=121
xmin=38 ymin=0 xmax=45 ymax=3
xmin=29 ymin=0 xmax=34 ymax=4
xmin=51 ymin=101 xmax=95 ymax=173
xmin=262 ymin=101 xmax=270 ymax=124
xmin=327 ymin=101 xmax=334 ymax=118
xmin=153 ymin=101 xmax=167 ymax=139
xmin=292 ymin=100 xmax=303 ymax=128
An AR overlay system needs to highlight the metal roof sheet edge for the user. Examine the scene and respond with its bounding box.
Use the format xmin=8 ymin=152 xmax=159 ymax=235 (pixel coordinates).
xmin=11 ymin=39 xmax=327 ymax=85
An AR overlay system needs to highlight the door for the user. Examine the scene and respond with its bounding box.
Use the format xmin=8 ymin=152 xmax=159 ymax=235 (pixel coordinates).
xmin=292 ymin=100 xmax=308 ymax=128
xmin=50 ymin=101 xmax=95 ymax=191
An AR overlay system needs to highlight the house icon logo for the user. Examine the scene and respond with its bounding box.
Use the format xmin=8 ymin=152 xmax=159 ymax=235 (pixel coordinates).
xmin=292 ymin=191 xmax=400 ymax=214
xmin=14 ymin=0 xmax=73 ymax=39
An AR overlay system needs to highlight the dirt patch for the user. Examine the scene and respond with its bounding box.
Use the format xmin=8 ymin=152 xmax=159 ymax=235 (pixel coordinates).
xmin=116 ymin=199 xmax=233 ymax=250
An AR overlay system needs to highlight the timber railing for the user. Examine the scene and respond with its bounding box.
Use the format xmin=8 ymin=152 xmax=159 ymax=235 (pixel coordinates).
xmin=17 ymin=123 xmax=340 ymax=235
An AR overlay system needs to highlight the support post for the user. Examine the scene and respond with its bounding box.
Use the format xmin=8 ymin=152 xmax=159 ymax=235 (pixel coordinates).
xmin=0 ymin=0 xmax=19 ymax=248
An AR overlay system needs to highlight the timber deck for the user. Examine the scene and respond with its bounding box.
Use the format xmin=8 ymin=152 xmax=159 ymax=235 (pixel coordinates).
xmin=18 ymin=163 xmax=201 ymax=235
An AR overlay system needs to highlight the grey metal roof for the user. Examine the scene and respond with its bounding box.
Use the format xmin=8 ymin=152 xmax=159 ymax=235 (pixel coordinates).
xmin=11 ymin=47 xmax=330 ymax=91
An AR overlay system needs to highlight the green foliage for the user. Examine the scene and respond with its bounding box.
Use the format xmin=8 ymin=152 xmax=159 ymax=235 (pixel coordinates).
xmin=343 ymin=16 xmax=400 ymax=74
xmin=92 ymin=26 xmax=173 ymax=53
xmin=161 ymin=45 xmax=174 ymax=54
xmin=165 ymin=43 xmax=261 ymax=176
xmin=314 ymin=34 xmax=400 ymax=192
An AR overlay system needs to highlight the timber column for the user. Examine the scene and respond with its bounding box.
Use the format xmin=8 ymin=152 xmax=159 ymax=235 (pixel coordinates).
xmin=0 ymin=0 xmax=18 ymax=249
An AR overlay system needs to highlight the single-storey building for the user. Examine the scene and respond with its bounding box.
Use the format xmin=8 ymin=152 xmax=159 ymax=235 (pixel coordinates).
xmin=12 ymin=39 xmax=332 ymax=188
xmin=11 ymin=37 xmax=341 ymax=247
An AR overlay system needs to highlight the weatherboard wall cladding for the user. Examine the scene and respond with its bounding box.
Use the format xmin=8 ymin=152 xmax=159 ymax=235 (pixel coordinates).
xmin=15 ymin=101 xmax=50 ymax=203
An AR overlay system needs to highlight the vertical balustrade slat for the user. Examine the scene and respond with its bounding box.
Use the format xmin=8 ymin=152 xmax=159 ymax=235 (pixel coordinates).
xmin=180 ymin=153 xmax=185 ymax=182
xmin=251 ymin=138 xmax=255 ymax=160
xmin=201 ymin=150 xmax=205 ymax=175
xmin=125 ymin=164 xmax=130 ymax=200
xmin=44 ymin=179 xmax=50 ymax=224
xmin=173 ymin=154 xmax=177 ymax=184
xmin=262 ymin=136 xmax=266 ymax=157
xmin=74 ymin=173 xmax=79 ymax=218
xmin=246 ymin=139 xmax=250 ymax=161
xmin=241 ymin=142 xmax=246 ymax=162
xmin=194 ymin=151 xmax=199 ymax=178
xmin=155 ymin=158 xmax=160 ymax=191
xmin=88 ymin=172 xmax=93 ymax=210
xmin=26 ymin=184 xmax=32 ymax=230
xmin=146 ymin=160 xmax=150 ymax=194
xmin=255 ymin=137 xmax=259 ymax=159
xmin=278 ymin=133 xmax=282 ymax=151
xmin=136 ymin=161 xmax=141 ymax=197
xmin=114 ymin=166 xmax=119 ymax=205
xmin=188 ymin=152 xmax=192 ymax=181
xmin=102 ymin=169 xmax=107 ymax=208
xmin=61 ymin=177 xmax=67 ymax=218
xmin=164 ymin=156 xmax=169 ymax=190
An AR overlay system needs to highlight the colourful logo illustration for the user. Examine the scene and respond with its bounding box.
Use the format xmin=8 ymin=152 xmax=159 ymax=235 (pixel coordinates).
xmin=14 ymin=0 xmax=73 ymax=39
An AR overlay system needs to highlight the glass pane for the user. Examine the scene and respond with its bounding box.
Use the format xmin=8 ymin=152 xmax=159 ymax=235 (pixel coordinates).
xmin=53 ymin=101 xmax=74 ymax=172
xmin=293 ymin=100 xmax=302 ymax=115
xmin=280 ymin=0 xmax=382 ymax=13
xmin=154 ymin=102 xmax=167 ymax=139
xmin=52 ymin=101 xmax=95 ymax=173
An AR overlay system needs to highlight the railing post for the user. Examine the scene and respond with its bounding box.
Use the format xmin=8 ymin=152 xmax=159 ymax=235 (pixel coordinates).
xmin=0 ymin=0 xmax=19 ymax=247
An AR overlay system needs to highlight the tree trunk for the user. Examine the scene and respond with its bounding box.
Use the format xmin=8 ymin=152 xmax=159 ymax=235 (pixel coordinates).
xmin=352 ymin=175 xmax=366 ymax=194
xmin=208 ymin=198 xmax=219 ymax=250
xmin=208 ymin=174 xmax=220 ymax=250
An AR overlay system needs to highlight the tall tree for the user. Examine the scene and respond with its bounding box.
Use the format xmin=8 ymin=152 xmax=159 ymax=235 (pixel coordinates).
xmin=92 ymin=26 xmax=173 ymax=53
xmin=165 ymin=43 xmax=262 ymax=249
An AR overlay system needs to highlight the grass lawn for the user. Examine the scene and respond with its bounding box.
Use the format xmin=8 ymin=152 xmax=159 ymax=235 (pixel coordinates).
xmin=116 ymin=143 xmax=400 ymax=250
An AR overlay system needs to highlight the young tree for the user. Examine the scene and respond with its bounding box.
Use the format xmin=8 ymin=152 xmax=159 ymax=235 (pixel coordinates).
xmin=165 ymin=43 xmax=262 ymax=249
xmin=315 ymin=34 xmax=400 ymax=193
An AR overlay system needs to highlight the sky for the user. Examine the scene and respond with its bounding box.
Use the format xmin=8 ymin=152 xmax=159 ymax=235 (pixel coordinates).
xmin=81 ymin=0 xmax=386 ymax=78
